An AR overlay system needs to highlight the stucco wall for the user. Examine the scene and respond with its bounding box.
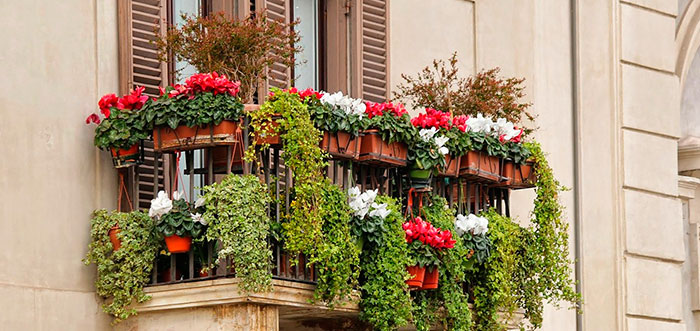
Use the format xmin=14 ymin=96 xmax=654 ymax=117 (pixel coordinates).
xmin=0 ymin=1 xmax=118 ymax=329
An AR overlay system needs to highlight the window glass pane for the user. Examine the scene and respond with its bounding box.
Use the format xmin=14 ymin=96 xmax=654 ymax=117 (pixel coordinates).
xmin=172 ymin=0 xmax=203 ymax=200
xmin=294 ymin=0 xmax=318 ymax=90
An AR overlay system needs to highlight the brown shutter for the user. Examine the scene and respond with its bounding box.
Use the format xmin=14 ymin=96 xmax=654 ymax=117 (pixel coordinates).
xmin=118 ymin=0 xmax=169 ymax=210
xmin=351 ymin=0 xmax=389 ymax=103
xmin=260 ymin=0 xmax=292 ymax=97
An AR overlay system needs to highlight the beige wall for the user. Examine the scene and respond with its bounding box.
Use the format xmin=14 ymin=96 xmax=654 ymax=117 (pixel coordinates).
xmin=0 ymin=0 xmax=119 ymax=330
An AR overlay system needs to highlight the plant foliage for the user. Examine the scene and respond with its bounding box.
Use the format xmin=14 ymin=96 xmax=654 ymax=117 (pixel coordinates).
xmin=83 ymin=210 xmax=159 ymax=323
xmin=201 ymin=174 xmax=273 ymax=293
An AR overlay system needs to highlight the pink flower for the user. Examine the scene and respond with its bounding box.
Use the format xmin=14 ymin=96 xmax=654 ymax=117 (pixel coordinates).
xmin=85 ymin=113 xmax=101 ymax=125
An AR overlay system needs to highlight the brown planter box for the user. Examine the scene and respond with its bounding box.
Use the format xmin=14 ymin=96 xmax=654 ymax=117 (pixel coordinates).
xmin=459 ymin=151 xmax=502 ymax=182
xmin=357 ymin=129 xmax=408 ymax=167
xmin=320 ymin=131 xmax=362 ymax=160
xmin=437 ymin=154 xmax=461 ymax=177
xmin=253 ymin=113 xmax=282 ymax=146
xmin=507 ymin=162 xmax=536 ymax=189
xmin=153 ymin=120 xmax=242 ymax=152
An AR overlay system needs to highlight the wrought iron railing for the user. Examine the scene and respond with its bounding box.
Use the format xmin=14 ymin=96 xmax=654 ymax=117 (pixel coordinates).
xmin=136 ymin=125 xmax=512 ymax=286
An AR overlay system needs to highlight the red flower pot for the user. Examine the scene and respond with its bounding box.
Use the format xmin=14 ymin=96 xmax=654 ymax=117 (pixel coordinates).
xmin=459 ymin=151 xmax=501 ymax=182
xmin=406 ymin=265 xmax=426 ymax=288
xmin=164 ymin=235 xmax=192 ymax=253
xmin=108 ymin=225 xmax=121 ymax=251
xmin=153 ymin=120 xmax=242 ymax=152
xmin=420 ymin=266 xmax=439 ymax=290
xmin=357 ymin=129 xmax=408 ymax=167
xmin=320 ymin=131 xmax=362 ymax=160
xmin=437 ymin=154 xmax=461 ymax=177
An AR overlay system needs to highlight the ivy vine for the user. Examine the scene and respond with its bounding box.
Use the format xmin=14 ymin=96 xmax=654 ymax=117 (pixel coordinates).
xmin=83 ymin=210 xmax=159 ymax=323
xmin=354 ymin=195 xmax=412 ymax=330
xmin=201 ymin=174 xmax=273 ymax=293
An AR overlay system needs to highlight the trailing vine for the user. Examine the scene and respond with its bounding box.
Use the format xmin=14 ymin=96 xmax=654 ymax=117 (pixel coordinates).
xmin=310 ymin=181 xmax=360 ymax=307
xmin=250 ymin=89 xmax=357 ymax=307
xmin=411 ymin=196 xmax=472 ymax=331
xmin=83 ymin=210 xmax=159 ymax=323
xmin=201 ymin=174 xmax=273 ymax=293
xmin=354 ymin=195 xmax=413 ymax=330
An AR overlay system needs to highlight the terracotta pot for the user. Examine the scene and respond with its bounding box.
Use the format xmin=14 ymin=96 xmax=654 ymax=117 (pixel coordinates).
xmin=357 ymin=129 xmax=408 ymax=167
xmin=409 ymin=168 xmax=433 ymax=189
xmin=320 ymin=131 xmax=362 ymax=160
xmin=498 ymin=161 xmax=515 ymax=186
xmin=406 ymin=265 xmax=426 ymax=288
xmin=164 ymin=234 xmax=192 ymax=253
xmin=420 ymin=266 xmax=439 ymax=290
xmin=459 ymin=151 xmax=502 ymax=182
xmin=199 ymin=269 xmax=209 ymax=277
xmin=510 ymin=162 xmax=536 ymax=189
xmin=253 ymin=113 xmax=282 ymax=146
xmin=153 ymin=120 xmax=242 ymax=152
xmin=437 ymin=154 xmax=461 ymax=177
xmin=108 ymin=225 xmax=121 ymax=251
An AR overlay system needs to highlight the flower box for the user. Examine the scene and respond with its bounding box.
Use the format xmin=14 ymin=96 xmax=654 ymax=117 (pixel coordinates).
xmin=409 ymin=168 xmax=433 ymax=189
xmin=420 ymin=266 xmax=439 ymax=290
xmin=499 ymin=161 xmax=536 ymax=189
xmin=110 ymin=144 xmax=140 ymax=168
xmin=459 ymin=151 xmax=501 ymax=182
xmin=320 ymin=131 xmax=362 ymax=160
xmin=254 ymin=113 xmax=282 ymax=146
xmin=437 ymin=154 xmax=461 ymax=177
xmin=406 ymin=265 xmax=426 ymax=288
xmin=153 ymin=120 xmax=242 ymax=152
xmin=357 ymin=129 xmax=408 ymax=167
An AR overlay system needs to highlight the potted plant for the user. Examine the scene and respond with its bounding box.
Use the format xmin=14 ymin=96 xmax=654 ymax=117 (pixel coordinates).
xmin=454 ymin=213 xmax=492 ymax=270
xmin=402 ymin=216 xmax=455 ymax=289
xmin=314 ymin=91 xmax=366 ymax=160
xmin=358 ymin=102 xmax=414 ymax=167
xmin=407 ymin=127 xmax=449 ymax=189
xmin=149 ymin=191 xmax=206 ymax=253
xmin=144 ymin=72 xmax=246 ymax=152
xmin=411 ymin=107 xmax=464 ymax=177
xmin=86 ymin=88 xmax=149 ymax=168
xmin=156 ymin=11 xmax=300 ymax=104
xmin=458 ymin=114 xmax=523 ymax=182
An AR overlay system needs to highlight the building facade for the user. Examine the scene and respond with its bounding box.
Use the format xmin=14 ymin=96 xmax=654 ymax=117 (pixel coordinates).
xmin=1 ymin=0 xmax=699 ymax=330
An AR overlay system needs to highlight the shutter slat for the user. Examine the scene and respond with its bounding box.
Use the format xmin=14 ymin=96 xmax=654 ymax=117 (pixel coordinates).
xmin=353 ymin=0 xmax=389 ymax=103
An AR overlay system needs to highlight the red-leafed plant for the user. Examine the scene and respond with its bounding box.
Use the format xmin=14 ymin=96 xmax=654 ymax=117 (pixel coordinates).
xmin=155 ymin=11 xmax=301 ymax=103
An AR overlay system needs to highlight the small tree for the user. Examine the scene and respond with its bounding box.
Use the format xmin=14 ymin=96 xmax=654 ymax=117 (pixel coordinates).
xmin=394 ymin=53 xmax=534 ymax=130
xmin=155 ymin=11 xmax=301 ymax=103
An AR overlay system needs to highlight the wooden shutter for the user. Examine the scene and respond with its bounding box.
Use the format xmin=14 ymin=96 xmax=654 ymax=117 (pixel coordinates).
xmin=118 ymin=0 xmax=169 ymax=210
xmin=351 ymin=0 xmax=389 ymax=103
xmin=118 ymin=0 xmax=169 ymax=96
xmin=260 ymin=0 xmax=293 ymax=97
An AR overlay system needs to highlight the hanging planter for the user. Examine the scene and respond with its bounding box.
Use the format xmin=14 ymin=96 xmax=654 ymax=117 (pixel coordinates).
xmin=108 ymin=225 xmax=121 ymax=251
xmin=164 ymin=234 xmax=192 ymax=253
xmin=357 ymin=129 xmax=408 ymax=167
xmin=153 ymin=120 xmax=243 ymax=152
xmin=320 ymin=131 xmax=362 ymax=160
xmin=420 ymin=266 xmax=439 ymax=290
xmin=459 ymin=151 xmax=502 ymax=182
xmin=406 ymin=265 xmax=426 ymax=288
xmin=437 ymin=154 xmax=461 ymax=177
xmin=409 ymin=168 xmax=433 ymax=189
xmin=253 ymin=113 xmax=282 ymax=146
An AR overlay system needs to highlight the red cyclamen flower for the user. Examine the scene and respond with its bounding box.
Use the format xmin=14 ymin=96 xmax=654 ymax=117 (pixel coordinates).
xmin=117 ymin=86 xmax=149 ymax=110
xmin=85 ymin=113 xmax=101 ymax=125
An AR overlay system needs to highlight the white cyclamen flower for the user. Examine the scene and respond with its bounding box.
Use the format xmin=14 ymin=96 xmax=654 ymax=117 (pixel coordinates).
xmin=348 ymin=186 xmax=361 ymax=199
xmin=418 ymin=128 xmax=438 ymax=142
xmin=350 ymin=98 xmax=366 ymax=117
xmin=194 ymin=196 xmax=206 ymax=209
xmin=348 ymin=187 xmax=378 ymax=218
xmin=473 ymin=216 xmax=489 ymax=235
xmin=454 ymin=214 xmax=469 ymax=236
xmin=361 ymin=189 xmax=378 ymax=206
xmin=191 ymin=213 xmax=207 ymax=226
xmin=434 ymin=135 xmax=450 ymax=155
xmin=369 ymin=203 xmax=391 ymax=219
xmin=171 ymin=191 xmax=183 ymax=201
xmin=149 ymin=190 xmax=173 ymax=219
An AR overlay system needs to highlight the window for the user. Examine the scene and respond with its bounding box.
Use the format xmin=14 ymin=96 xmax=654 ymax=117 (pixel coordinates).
xmin=292 ymin=0 xmax=320 ymax=90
